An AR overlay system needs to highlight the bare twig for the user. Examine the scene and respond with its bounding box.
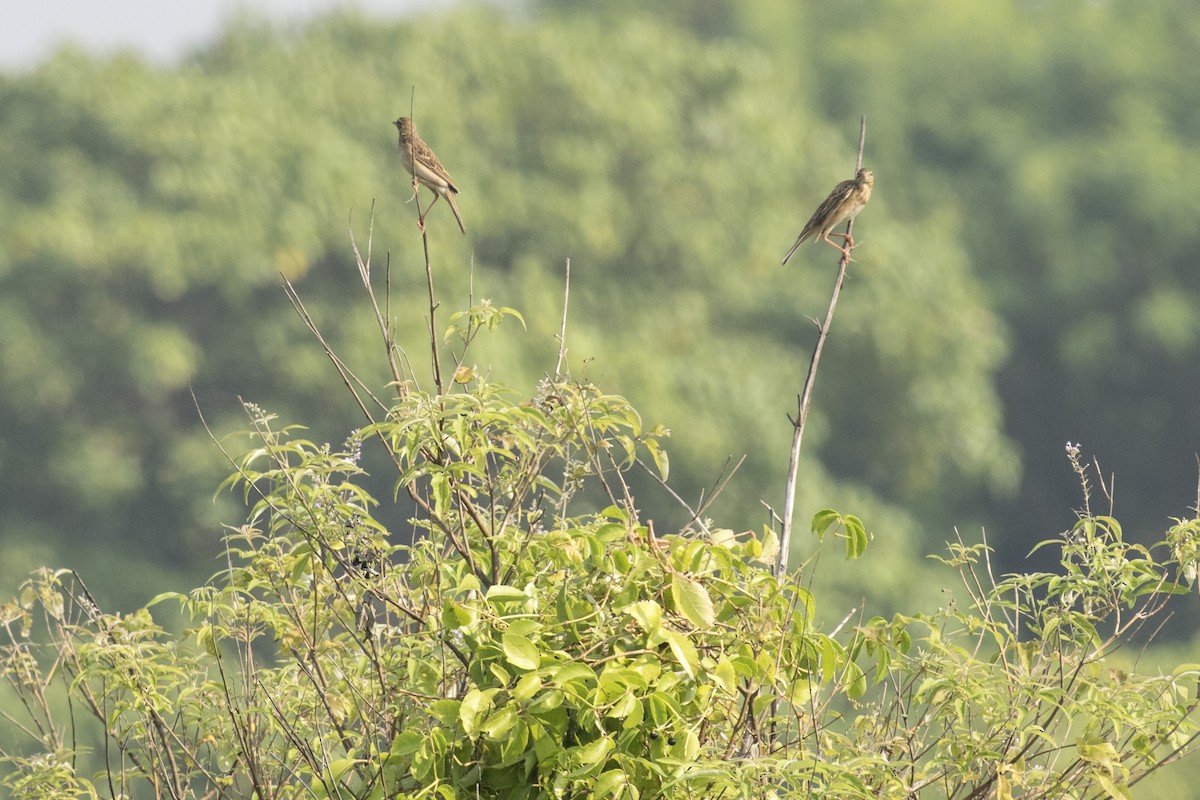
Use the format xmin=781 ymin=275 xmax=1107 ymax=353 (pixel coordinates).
xmin=281 ymin=276 xmax=388 ymax=420
xmin=350 ymin=204 xmax=409 ymax=399
xmin=421 ymin=228 xmax=443 ymax=395
xmin=404 ymin=99 xmax=443 ymax=394
xmin=554 ymin=258 xmax=571 ymax=380
xmin=1193 ymin=455 xmax=1200 ymax=516
xmin=777 ymin=116 xmax=867 ymax=577
xmin=634 ymin=453 xmax=746 ymax=535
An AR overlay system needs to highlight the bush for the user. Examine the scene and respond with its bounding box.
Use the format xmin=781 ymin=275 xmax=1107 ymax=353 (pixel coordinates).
xmin=3 ymin=225 xmax=1200 ymax=799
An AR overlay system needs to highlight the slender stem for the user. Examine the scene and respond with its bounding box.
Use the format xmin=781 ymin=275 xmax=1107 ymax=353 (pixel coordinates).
xmin=421 ymin=225 xmax=443 ymax=395
xmin=554 ymin=258 xmax=571 ymax=380
xmin=406 ymin=101 xmax=442 ymax=395
xmin=777 ymin=116 xmax=867 ymax=577
xmin=350 ymin=205 xmax=408 ymax=399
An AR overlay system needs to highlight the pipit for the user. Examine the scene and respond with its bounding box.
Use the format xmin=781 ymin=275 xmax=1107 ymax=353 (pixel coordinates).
xmin=394 ymin=116 xmax=466 ymax=235
xmin=781 ymin=167 xmax=874 ymax=265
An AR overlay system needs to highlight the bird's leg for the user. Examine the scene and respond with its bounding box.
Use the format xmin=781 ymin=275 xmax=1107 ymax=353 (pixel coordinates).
xmin=828 ymin=231 xmax=859 ymax=249
xmin=418 ymin=192 xmax=442 ymax=231
xmin=408 ymin=180 xmax=426 ymax=233
xmin=821 ymin=233 xmax=855 ymax=260
xmin=412 ymin=186 xmax=427 ymax=234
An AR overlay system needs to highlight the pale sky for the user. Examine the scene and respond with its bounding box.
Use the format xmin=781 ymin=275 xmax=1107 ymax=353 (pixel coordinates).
xmin=0 ymin=0 xmax=447 ymax=69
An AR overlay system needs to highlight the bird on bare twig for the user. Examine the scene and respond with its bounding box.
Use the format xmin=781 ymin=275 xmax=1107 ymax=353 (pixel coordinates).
xmin=394 ymin=116 xmax=466 ymax=235
xmin=781 ymin=168 xmax=874 ymax=265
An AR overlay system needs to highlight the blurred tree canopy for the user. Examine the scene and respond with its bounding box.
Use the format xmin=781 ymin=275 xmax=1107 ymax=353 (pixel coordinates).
xmin=0 ymin=0 xmax=1196 ymax=617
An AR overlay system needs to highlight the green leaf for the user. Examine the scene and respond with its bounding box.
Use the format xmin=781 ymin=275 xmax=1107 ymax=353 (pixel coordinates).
xmin=553 ymin=663 xmax=598 ymax=687
xmin=591 ymin=768 xmax=628 ymax=800
xmin=820 ymin=637 xmax=842 ymax=685
xmin=662 ymin=628 xmax=699 ymax=679
xmin=645 ymin=440 xmax=669 ymax=481
xmin=146 ymin=591 xmax=186 ymax=607
xmin=626 ymin=600 xmax=663 ymax=634
xmin=390 ymin=731 xmax=422 ymax=756
xmin=620 ymin=696 xmax=644 ymax=730
xmin=526 ymin=688 xmax=565 ymax=714
xmin=756 ymin=525 xmax=780 ymax=565
xmin=810 ymin=509 xmax=870 ymax=559
xmin=843 ymin=661 xmax=867 ymax=698
xmin=1077 ymin=738 xmax=1120 ymax=770
xmin=330 ymin=757 xmax=360 ymax=783
xmin=646 ymin=691 xmax=682 ymax=726
xmin=843 ymin=514 xmax=868 ymax=559
xmin=713 ymin=658 xmax=737 ymax=694
xmin=431 ymin=699 xmax=460 ymax=727
xmin=481 ymin=705 xmax=518 ymax=739
xmin=500 ymin=306 xmax=527 ymax=329
xmin=497 ymin=718 xmax=529 ymax=766
xmin=606 ymin=688 xmax=638 ymax=719
xmin=671 ymin=574 xmax=715 ymax=628
xmin=1092 ymin=772 xmax=1132 ymax=800
xmin=574 ymin=735 xmax=613 ymax=768
xmin=811 ymin=509 xmax=841 ymax=538
xmin=441 ymin=601 xmax=475 ymax=629
xmin=513 ymin=673 xmax=543 ymax=702
xmin=1171 ymin=663 xmax=1200 ymax=678
xmin=486 ymin=584 xmax=529 ymax=602
xmin=195 ymin=624 xmax=219 ymax=658
xmin=430 ymin=472 xmax=451 ymax=517
xmin=503 ymin=633 xmax=541 ymax=671
xmin=460 ymin=688 xmax=496 ymax=735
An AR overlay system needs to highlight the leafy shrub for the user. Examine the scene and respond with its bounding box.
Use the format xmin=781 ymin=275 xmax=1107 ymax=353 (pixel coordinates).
xmin=4 ymin=229 xmax=1200 ymax=799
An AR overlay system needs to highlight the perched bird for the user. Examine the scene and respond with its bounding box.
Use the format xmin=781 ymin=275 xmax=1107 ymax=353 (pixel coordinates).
xmin=393 ymin=116 xmax=466 ymax=234
xmin=781 ymin=167 xmax=874 ymax=265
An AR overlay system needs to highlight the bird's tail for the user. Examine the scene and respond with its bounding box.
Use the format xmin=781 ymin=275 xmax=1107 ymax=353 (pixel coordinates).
xmin=446 ymin=192 xmax=466 ymax=235
xmin=781 ymin=234 xmax=807 ymax=266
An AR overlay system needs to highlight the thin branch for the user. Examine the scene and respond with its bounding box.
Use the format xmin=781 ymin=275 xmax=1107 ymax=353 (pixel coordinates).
xmin=350 ymin=204 xmax=408 ymax=399
xmin=554 ymin=258 xmax=571 ymax=380
xmin=421 ymin=226 xmax=443 ymax=395
xmin=281 ymin=275 xmax=388 ymax=420
xmin=405 ymin=99 xmax=442 ymax=395
xmin=778 ymin=115 xmax=867 ymax=577
xmin=1192 ymin=455 xmax=1200 ymax=516
xmin=636 ymin=453 xmax=746 ymax=536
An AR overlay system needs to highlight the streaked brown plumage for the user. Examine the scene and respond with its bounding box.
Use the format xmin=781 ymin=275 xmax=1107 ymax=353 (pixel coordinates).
xmin=394 ymin=116 xmax=466 ymax=235
xmin=781 ymin=167 xmax=874 ymax=265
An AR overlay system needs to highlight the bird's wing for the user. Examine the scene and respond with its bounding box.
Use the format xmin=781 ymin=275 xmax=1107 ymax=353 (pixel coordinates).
xmin=414 ymin=142 xmax=459 ymax=194
xmin=801 ymin=178 xmax=857 ymax=237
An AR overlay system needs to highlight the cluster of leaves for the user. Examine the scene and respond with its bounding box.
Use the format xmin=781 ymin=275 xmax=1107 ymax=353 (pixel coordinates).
xmin=0 ymin=374 xmax=810 ymax=797
xmin=3 ymin=357 xmax=1200 ymax=797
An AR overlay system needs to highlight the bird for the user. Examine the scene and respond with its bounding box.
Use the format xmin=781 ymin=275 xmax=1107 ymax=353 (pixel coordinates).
xmin=781 ymin=167 xmax=874 ymax=265
xmin=393 ymin=116 xmax=466 ymax=235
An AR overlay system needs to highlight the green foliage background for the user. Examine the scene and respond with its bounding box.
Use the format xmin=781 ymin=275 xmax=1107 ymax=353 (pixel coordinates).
xmin=0 ymin=0 xmax=1198 ymax=627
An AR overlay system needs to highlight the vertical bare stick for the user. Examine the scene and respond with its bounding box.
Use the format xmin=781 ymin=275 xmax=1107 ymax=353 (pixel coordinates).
xmin=406 ymin=96 xmax=443 ymax=396
xmin=350 ymin=203 xmax=408 ymax=398
xmin=554 ymin=259 xmax=571 ymax=380
xmin=421 ymin=222 xmax=443 ymax=396
xmin=777 ymin=116 xmax=867 ymax=577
